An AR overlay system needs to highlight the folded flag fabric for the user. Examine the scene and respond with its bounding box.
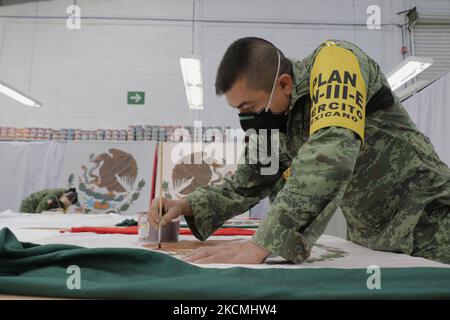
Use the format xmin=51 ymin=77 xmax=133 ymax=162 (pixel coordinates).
xmin=115 ymin=219 xmax=138 ymax=227
xmin=62 ymin=226 xmax=255 ymax=236
xmin=1 ymin=227 xmax=450 ymax=299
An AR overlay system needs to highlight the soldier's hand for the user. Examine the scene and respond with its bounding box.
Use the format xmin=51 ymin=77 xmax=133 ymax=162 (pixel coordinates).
xmin=148 ymin=197 xmax=193 ymax=229
xmin=184 ymin=240 xmax=271 ymax=264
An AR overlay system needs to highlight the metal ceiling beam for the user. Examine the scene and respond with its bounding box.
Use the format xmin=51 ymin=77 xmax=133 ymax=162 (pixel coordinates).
xmin=0 ymin=0 xmax=49 ymax=6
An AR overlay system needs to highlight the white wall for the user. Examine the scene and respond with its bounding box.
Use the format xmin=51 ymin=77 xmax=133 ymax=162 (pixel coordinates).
xmin=0 ymin=0 xmax=408 ymax=130
xmin=403 ymin=71 xmax=450 ymax=167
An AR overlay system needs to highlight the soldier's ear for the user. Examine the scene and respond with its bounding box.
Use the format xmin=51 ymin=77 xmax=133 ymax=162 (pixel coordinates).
xmin=279 ymin=74 xmax=293 ymax=96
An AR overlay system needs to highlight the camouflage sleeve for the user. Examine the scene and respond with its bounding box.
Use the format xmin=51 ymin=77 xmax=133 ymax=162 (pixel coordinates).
xmin=35 ymin=197 xmax=55 ymax=213
xmin=252 ymin=126 xmax=361 ymax=263
xmin=19 ymin=198 xmax=37 ymax=213
xmin=19 ymin=189 xmax=50 ymax=213
xmin=185 ymin=136 xmax=286 ymax=240
xmin=34 ymin=189 xmax=66 ymax=213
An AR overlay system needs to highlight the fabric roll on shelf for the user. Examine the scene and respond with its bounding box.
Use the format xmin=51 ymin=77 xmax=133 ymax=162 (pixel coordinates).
xmin=0 ymin=125 xmax=234 ymax=142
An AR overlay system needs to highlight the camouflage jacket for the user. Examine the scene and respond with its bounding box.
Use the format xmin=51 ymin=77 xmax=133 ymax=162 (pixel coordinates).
xmin=186 ymin=40 xmax=450 ymax=264
xmin=19 ymin=188 xmax=66 ymax=213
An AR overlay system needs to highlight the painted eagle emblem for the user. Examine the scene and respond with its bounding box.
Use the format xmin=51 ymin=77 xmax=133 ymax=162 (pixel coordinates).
xmin=171 ymin=151 xmax=231 ymax=196
xmin=85 ymin=148 xmax=138 ymax=194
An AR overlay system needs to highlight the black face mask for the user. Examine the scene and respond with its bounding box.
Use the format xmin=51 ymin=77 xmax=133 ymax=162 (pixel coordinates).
xmin=239 ymin=109 xmax=288 ymax=133
xmin=238 ymin=48 xmax=289 ymax=133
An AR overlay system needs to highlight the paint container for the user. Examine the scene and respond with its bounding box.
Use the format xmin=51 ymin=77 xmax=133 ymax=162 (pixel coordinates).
xmin=138 ymin=212 xmax=180 ymax=243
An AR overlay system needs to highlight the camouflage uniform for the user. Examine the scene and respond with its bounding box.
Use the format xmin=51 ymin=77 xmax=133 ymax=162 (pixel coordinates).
xmin=186 ymin=40 xmax=450 ymax=264
xmin=19 ymin=188 xmax=67 ymax=213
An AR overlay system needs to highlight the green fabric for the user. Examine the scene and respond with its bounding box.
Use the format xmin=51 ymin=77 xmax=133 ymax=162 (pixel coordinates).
xmin=1 ymin=228 xmax=449 ymax=299
xmin=115 ymin=219 xmax=138 ymax=227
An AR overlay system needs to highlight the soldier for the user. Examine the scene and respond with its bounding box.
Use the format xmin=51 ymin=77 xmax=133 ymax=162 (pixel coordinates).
xmin=149 ymin=37 xmax=450 ymax=264
xmin=20 ymin=188 xmax=78 ymax=214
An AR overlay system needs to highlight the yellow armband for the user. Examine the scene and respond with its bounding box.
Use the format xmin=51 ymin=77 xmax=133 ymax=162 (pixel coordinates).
xmin=309 ymin=45 xmax=367 ymax=142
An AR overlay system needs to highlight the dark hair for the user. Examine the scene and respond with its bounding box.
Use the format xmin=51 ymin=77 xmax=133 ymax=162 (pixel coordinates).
xmin=215 ymin=37 xmax=292 ymax=95
xmin=64 ymin=188 xmax=78 ymax=205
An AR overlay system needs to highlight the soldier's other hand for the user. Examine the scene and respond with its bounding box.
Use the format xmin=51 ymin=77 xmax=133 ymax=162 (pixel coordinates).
xmin=184 ymin=240 xmax=271 ymax=264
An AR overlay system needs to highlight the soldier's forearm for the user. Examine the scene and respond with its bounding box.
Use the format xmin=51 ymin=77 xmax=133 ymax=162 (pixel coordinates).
xmin=180 ymin=199 xmax=193 ymax=216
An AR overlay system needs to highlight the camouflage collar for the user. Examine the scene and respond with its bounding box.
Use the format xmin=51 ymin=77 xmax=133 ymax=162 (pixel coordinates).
xmin=288 ymin=58 xmax=310 ymax=112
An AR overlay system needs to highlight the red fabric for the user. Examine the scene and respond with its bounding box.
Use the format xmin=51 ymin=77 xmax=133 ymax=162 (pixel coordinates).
xmin=180 ymin=228 xmax=255 ymax=236
xmin=62 ymin=226 xmax=255 ymax=236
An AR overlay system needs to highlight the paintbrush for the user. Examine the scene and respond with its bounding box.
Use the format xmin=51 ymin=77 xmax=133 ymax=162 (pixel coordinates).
xmin=157 ymin=141 xmax=163 ymax=249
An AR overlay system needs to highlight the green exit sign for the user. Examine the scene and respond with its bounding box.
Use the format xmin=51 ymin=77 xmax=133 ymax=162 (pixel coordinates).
xmin=127 ymin=91 xmax=145 ymax=105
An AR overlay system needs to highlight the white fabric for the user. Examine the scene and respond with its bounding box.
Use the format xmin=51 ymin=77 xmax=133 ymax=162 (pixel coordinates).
xmin=1 ymin=211 xmax=447 ymax=270
xmin=0 ymin=141 xmax=66 ymax=212
xmin=403 ymin=72 xmax=450 ymax=166
xmin=0 ymin=210 xmax=130 ymax=244
xmin=249 ymin=197 xmax=270 ymax=219
xmin=58 ymin=141 xmax=155 ymax=214
xmin=0 ymin=141 xmax=155 ymax=214
xmin=0 ymin=210 xmax=127 ymax=229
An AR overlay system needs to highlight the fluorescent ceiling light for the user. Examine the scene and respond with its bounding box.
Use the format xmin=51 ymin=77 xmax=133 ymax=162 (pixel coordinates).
xmin=180 ymin=57 xmax=203 ymax=110
xmin=397 ymin=80 xmax=428 ymax=101
xmin=387 ymin=56 xmax=433 ymax=91
xmin=0 ymin=80 xmax=42 ymax=107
